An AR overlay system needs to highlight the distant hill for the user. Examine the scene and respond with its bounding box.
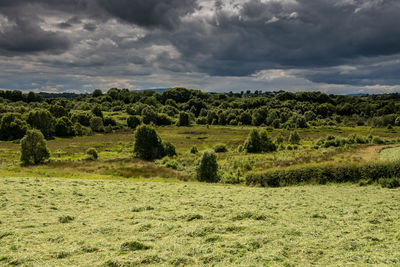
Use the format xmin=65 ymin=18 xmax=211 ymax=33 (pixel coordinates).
xmin=39 ymin=92 xmax=86 ymax=99
xmin=133 ymin=88 xmax=170 ymax=93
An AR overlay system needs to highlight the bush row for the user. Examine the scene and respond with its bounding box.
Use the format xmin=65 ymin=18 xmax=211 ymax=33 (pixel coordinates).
xmin=245 ymin=161 xmax=400 ymax=187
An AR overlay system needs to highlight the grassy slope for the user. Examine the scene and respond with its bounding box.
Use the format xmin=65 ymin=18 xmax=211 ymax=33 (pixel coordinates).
xmin=0 ymin=177 xmax=399 ymax=266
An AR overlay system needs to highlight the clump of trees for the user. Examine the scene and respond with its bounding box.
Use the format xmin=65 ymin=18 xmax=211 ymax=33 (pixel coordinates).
xmin=133 ymin=124 xmax=176 ymax=161
xmin=244 ymin=129 xmax=276 ymax=153
xmin=20 ymin=129 xmax=50 ymax=165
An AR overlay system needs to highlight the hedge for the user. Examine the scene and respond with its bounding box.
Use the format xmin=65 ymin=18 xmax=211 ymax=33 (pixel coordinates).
xmin=245 ymin=161 xmax=400 ymax=187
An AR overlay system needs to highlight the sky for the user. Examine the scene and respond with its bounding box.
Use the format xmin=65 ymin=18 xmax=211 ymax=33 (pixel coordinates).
xmin=1 ymin=0 xmax=400 ymax=94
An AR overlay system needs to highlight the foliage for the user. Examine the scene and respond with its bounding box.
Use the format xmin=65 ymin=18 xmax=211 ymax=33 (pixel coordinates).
xmin=127 ymin=115 xmax=141 ymax=129
xmin=26 ymin=109 xmax=55 ymax=139
xmin=214 ymin=143 xmax=228 ymax=153
xmin=289 ymin=131 xmax=301 ymax=144
xmin=90 ymin=116 xmax=104 ymax=132
xmin=246 ymin=161 xmax=400 ymax=187
xmin=190 ymin=146 xmax=198 ymax=154
xmin=177 ymin=112 xmax=190 ymax=126
xmin=244 ymin=129 xmax=276 ymax=153
xmin=0 ymin=113 xmax=28 ymax=140
xmin=86 ymin=148 xmax=98 ymax=160
xmin=55 ymin=116 xmax=75 ymax=137
xmin=196 ymin=150 xmax=219 ymax=182
xmin=133 ymin=124 xmax=165 ymax=161
xmin=162 ymin=141 xmax=177 ymax=157
xmin=20 ymin=129 xmax=50 ymax=165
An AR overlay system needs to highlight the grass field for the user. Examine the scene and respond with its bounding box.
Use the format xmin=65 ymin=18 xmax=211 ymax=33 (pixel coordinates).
xmin=0 ymin=177 xmax=399 ymax=266
xmin=0 ymin=125 xmax=399 ymax=181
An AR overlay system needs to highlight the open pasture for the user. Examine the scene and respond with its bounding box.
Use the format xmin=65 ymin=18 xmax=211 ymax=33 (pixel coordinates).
xmin=0 ymin=177 xmax=399 ymax=266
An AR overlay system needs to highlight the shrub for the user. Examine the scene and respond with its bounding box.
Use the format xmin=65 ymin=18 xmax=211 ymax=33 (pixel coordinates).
xmin=26 ymin=109 xmax=55 ymax=139
xmin=246 ymin=161 xmax=400 ymax=187
xmin=289 ymin=131 xmax=301 ymax=144
xmin=20 ymin=129 xmax=50 ymax=165
xmin=90 ymin=116 xmax=104 ymax=132
xmin=177 ymin=112 xmax=190 ymax=126
xmin=91 ymin=104 xmax=103 ymax=118
xmin=164 ymin=159 xmax=179 ymax=169
xmin=103 ymin=117 xmax=117 ymax=126
xmin=244 ymin=129 xmax=276 ymax=153
xmin=0 ymin=113 xmax=28 ymax=140
xmin=86 ymin=148 xmax=98 ymax=160
xmin=196 ymin=150 xmax=219 ymax=182
xmin=378 ymin=177 xmax=400 ymax=188
xmin=372 ymin=136 xmax=384 ymax=144
xmin=190 ymin=146 xmax=198 ymax=154
xmin=163 ymin=141 xmax=177 ymax=157
xmin=133 ymin=124 xmax=165 ymax=160
xmin=214 ymin=144 xmax=228 ymax=153
xmin=55 ymin=116 xmax=75 ymax=137
xmin=127 ymin=115 xmax=141 ymax=129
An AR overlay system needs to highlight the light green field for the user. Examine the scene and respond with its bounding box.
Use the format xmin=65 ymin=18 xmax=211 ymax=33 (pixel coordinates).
xmin=0 ymin=177 xmax=399 ymax=266
xmin=380 ymin=146 xmax=400 ymax=161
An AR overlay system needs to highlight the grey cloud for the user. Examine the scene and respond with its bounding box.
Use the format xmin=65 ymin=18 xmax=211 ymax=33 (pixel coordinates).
xmin=96 ymin=0 xmax=199 ymax=29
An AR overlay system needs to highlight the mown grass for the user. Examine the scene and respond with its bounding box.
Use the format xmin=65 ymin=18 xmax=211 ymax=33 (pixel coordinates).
xmin=0 ymin=177 xmax=399 ymax=266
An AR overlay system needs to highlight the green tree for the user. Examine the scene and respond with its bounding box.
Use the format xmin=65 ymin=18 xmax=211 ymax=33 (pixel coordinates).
xmin=0 ymin=113 xmax=28 ymax=140
xmin=20 ymin=129 xmax=50 ymax=165
xmin=55 ymin=116 xmax=75 ymax=137
xmin=177 ymin=112 xmax=190 ymax=126
xmin=90 ymin=116 xmax=104 ymax=132
xmin=127 ymin=115 xmax=141 ymax=129
xmin=26 ymin=109 xmax=55 ymax=139
xmin=133 ymin=124 xmax=164 ymax=160
xmin=196 ymin=150 xmax=219 ymax=182
xmin=91 ymin=104 xmax=103 ymax=118
xmin=289 ymin=131 xmax=301 ymax=144
xmin=244 ymin=129 xmax=262 ymax=153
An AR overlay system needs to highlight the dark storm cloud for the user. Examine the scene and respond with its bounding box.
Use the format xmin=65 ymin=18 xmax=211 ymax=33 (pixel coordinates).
xmin=163 ymin=0 xmax=400 ymax=80
xmin=97 ymin=0 xmax=198 ymax=29
xmin=1 ymin=0 xmax=400 ymax=91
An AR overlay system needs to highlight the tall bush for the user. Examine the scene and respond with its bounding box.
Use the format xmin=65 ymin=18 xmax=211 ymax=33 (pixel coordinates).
xmin=196 ymin=150 xmax=219 ymax=182
xmin=20 ymin=129 xmax=50 ymax=165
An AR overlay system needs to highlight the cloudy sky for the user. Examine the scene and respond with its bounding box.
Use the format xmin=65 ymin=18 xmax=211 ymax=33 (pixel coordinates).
xmin=1 ymin=0 xmax=400 ymax=94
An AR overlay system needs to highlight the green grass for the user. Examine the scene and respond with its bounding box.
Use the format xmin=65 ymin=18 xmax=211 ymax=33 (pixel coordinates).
xmin=0 ymin=125 xmax=396 ymax=181
xmin=0 ymin=177 xmax=399 ymax=266
xmin=380 ymin=146 xmax=400 ymax=161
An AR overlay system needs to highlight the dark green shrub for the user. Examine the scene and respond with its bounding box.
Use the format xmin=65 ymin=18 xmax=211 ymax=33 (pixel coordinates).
xmin=55 ymin=116 xmax=75 ymax=137
xmin=103 ymin=117 xmax=117 ymax=126
xmin=26 ymin=109 xmax=55 ymax=139
xmin=86 ymin=148 xmax=98 ymax=160
xmin=378 ymin=177 xmax=400 ymax=188
xmin=127 ymin=115 xmax=141 ymax=129
xmin=90 ymin=116 xmax=104 ymax=132
xmin=133 ymin=124 xmax=164 ymax=161
xmin=177 ymin=112 xmax=190 ymax=126
xmin=0 ymin=113 xmax=28 ymax=140
xmin=20 ymin=129 xmax=50 ymax=165
xmin=289 ymin=131 xmax=301 ymax=144
xmin=372 ymin=136 xmax=384 ymax=144
xmin=244 ymin=129 xmax=276 ymax=153
xmin=214 ymin=144 xmax=228 ymax=153
xmin=91 ymin=104 xmax=103 ymax=118
xmin=190 ymin=146 xmax=198 ymax=154
xmin=196 ymin=150 xmax=219 ymax=182
xmin=246 ymin=161 xmax=400 ymax=187
xmin=163 ymin=141 xmax=177 ymax=157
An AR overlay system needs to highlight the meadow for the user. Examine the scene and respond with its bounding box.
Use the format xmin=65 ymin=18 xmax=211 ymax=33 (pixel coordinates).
xmin=0 ymin=125 xmax=399 ymax=182
xmin=1 ymin=177 xmax=399 ymax=266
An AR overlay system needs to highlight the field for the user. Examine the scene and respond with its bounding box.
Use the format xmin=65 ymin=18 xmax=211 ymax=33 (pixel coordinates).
xmin=1 ymin=125 xmax=400 ymax=266
xmin=1 ymin=177 xmax=400 ymax=266
xmin=0 ymin=125 xmax=399 ymax=181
